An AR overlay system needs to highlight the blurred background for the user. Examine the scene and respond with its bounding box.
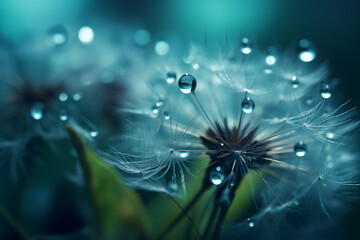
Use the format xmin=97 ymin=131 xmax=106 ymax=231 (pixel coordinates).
xmin=0 ymin=0 xmax=359 ymax=239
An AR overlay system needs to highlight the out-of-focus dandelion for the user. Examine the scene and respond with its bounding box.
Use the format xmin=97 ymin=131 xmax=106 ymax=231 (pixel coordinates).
xmin=103 ymin=37 xmax=360 ymax=239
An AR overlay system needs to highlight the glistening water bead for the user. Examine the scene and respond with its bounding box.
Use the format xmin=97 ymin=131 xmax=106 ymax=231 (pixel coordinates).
xmin=242 ymin=95 xmax=255 ymax=113
xmin=178 ymin=74 xmax=197 ymax=94
xmin=321 ymin=84 xmax=332 ymax=99
xmin=47 ymin=25 xmax=68 ymax=47
xmin=298 ymin=39 xmax=316 ymax=62
xmin=291 ymin=76 xmax=299 ymax=88
xmin=30 ymin=103 xmax=44 ymax=120
xmin=166 ymin=72 xmax=176 ymax=84
xmin=209 ymin=166 xmax=225 ymax=185
xmin=294 ymin=141 xmax=307 ymax=157
xmin=240 ymin=38 xmax=252 ymax=54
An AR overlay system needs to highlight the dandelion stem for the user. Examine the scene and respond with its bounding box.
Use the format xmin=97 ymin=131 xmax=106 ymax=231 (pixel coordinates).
xmin=158 ymin=188 xmax=206 ymax=239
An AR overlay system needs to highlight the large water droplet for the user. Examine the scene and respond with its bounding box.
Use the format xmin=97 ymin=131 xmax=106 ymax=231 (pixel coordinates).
xmin=294 ymin=141 xmax=307 ymax=157
xmin=247 ymin=218 xmax=255 ymax=228
xmin=291 ymin=76 xmax=299 ymax=88
xmin=72 ymin=92 xmax=83 ymax=101
xmin=265 ymin=55 xmax=276 ymax=65
xmin=78 ymin=26 xmax=94 ymax=44
xmin=179 ymin=152 xmax=190 ymax=158
xmin=209 ymin=166 xmax=225 ymax=185
xmin=59 ymin=109 xmax=68 ymax=121
xmin=90 ymin=130 xmax=98 ymax=137
xmin=58 ymin=92 xmax=68 ymax=102
xmin=47 ymin=25 xmax=68 ymax=47
xmin=30 ymin=103 xmax=44 ymax=120
xmin=166 ymin=72 xmax=176 ymax=84
xmin=178 ymin=74 xmax=197 ymax=94
xmin=151 ymin=105 xmax=160 ymax=117
xmin=155 ymin=41 xmax=170 ymax=56
xmin=240 ymin=38 xmax=252 ymax=54
xmin=242 ymin=94 xmax=255 ymax=113
xmin=298 ymin=39 xmax=316 ymax=62
xmin=320 ymin=84 xmax=331 ymax=99
xmin=163 ymin=111 xmax=171 ymax=120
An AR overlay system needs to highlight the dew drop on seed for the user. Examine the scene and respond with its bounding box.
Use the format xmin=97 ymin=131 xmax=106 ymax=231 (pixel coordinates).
xmin=166 ymin=72 xmax=176 ymax=84
xmin=209 ymin=166 xmax=225 ymax=185
xmin=240 ymin=38 xmax=252 ymax=54
xmin=298 ymin=39 xmax=316 ymax=62
xmin=294 ymin=141 xmax=307 ymax=157
xmin=30 ymin=103 xmax=44 ymax=120
xmin=242 ymin=95 xmax=255 ymax=114
xmin=151 ymin=105 xmax=160 ymax=117
xmin=163 ymin=111 xmax=171 ymax=120
xmin=59 ymin=109 xmax=68 ymax=121
xmin=179 ymin=152 xmax=190 ymax=158
xmin=326 ymin=132 xmax=335 ymax=139
xmin=47 ymin=25 xmax=68 ymax=47
xmin=90 ymin=130 xmax=98 ymax=137
xmin=320 ymin=84 xmax=331 ymax=99
xmin=291 ymin=76 xmax=299 ymax=88
xmin=247 ymin=218 xmax=255 ymax=228
xmin=72 ymin=92 xmax=83 ymax=101
xmin=156 ymin=99 xmax=164 ymax=107
xmin=59 ymin=92 xmax=68 ymax=102
xmin=178 ymin=74 xmax=197 ymax=94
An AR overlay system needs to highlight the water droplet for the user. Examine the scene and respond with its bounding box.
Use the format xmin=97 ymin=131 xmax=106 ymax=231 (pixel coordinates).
xmin=59 ymin=109 xmax=68 ymax=121
xmin=151 ymin=105 xmax=160 ymax=117
xmin=326 ymin=132 xmax=335 ymax=139
xmin=155 ymin=41 xmax=170 ymax=56
xmin=134 ymin=29 xmax=150 ymax=45
xmin=320 ymin=84 xmax=331 ymax=99
xmin=240 ymin=38 xmax=252 ymax=54
xmin=265 ymin=55 xmax=276 ymax=65
xmin=298 ymin=39 xmax=316 ymax=62
xmin=179 ymin=152 xmax=190 ymax=158
xmin=156 ymin=99 xmax=164 ymax=107
xmin=78 ymin=26 xmax=94 ymax=44
xmin=47 ymin=25 xmax=68 ymax=47
xmin=90 ymin=130 xmax=98 ymax=137
xmin=163 ymin=111 xmax=171 ymax=120
xmin=58 ymin=93 xmax=68 ymax=102
xmin=291 ymin=76 xmax=299 ymax=88
xmin=294 ymin=141 xmax=307 ymax=157
xmin=166 ymin=72 xmax=176 ymax=84
xmin=247 ymin=218 xmax=255 ymax=228
xmin=209 ymin=166 xmax=225 ymax=185
xmin=264 ymin=68 xmax=273 ymax=74
xmin=30 ymin=103 xmax=44 ymax=120
xmin=242 ymin=94 xmax=255 ymax=113
xmin=72 ymin=92 xmax=83 ymax=101
xmin=192 ymin=63 xmax=200 ymax=70
xmin=178 ymin=74 xmax=197 ymax=94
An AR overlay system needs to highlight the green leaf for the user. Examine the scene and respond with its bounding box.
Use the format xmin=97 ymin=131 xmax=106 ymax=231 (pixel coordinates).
xmin=66 ymin=126 xmax=150 ymax=239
